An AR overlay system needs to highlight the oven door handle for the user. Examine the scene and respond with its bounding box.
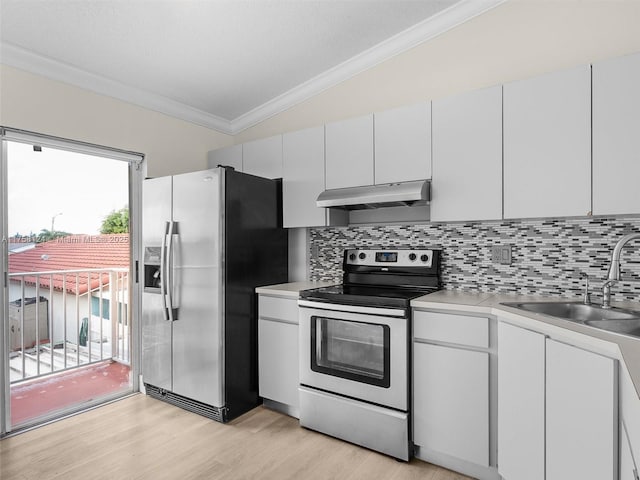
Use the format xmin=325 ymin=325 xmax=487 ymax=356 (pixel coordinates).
xmin=298 ymin=300 xmax=406 ymax=318
xmin=315 ymin=317 xmax=323 ymax=361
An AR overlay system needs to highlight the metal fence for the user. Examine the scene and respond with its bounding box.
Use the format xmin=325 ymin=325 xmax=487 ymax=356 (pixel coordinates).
xmin=7 ymin=268 xmax=130 ymax=383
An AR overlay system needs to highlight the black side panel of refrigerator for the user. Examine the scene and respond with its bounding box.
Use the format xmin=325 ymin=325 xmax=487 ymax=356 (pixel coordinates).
xmin=223 ymin=168 xmax=288 ymax=420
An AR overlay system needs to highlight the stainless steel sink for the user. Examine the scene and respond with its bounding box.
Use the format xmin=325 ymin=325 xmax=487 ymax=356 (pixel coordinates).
xmin=501 ymin=301 xmax=640 ymax=339
xmin=502 ymin=302 xmax=639 ymax=321
xmin=584 ymin=319 xmax=640 ymax=337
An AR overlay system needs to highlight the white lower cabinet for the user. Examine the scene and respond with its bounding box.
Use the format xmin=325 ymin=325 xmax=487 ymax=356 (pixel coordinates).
xmin=413 ymin=310 xmax=497 ymax=480
xmin=546 ymin=338 xmax=618 ymax=480
xmin=497 ymin=322 xmax=545 ymax=480
xmin=620 ymin=362 xmax=640 ymax=480
xmin=498 ymin=321 xmax=618 ymax=480
xmin=621 ymin=421 xmax=640 ymax=480
xmin=258 ymin=295 xmax=299 ymax=416
xmin=414 ymin=343 xmax=489 ymax=466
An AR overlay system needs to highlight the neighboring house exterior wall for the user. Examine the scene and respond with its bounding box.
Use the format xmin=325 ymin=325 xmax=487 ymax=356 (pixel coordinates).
xmin=8 ymin=282 xmax=127 ymax=346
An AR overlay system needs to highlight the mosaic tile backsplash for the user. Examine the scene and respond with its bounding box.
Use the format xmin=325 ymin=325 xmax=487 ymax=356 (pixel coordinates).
xmin=309 ymin=216 xmax=640 ymax=303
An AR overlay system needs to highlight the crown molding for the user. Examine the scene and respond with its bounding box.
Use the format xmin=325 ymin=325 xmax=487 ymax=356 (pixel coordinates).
xmin=0 ymin=43 xmax=234 ymax=134
xmin=1 ymin=0 xmax=506 ymax=136
xmin=230 ymin=0 xmax=507 ymax=133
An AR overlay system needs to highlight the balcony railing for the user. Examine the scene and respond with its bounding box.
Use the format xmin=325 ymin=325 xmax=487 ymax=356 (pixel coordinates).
xmin=7 ymin=268 xmax=130 ymax=383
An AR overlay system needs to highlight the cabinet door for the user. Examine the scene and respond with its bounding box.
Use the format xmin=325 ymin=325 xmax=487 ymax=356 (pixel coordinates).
xmin=497 ymin=322 xmax=545 ymax=480
xmin=503 ymin=65 xmax=591 ymax=219
xmin=325 ymin=114 xmax=374 ymax=190
xmin=282 ymin=126 xmax=327 ymax=228
xmin=593 ymin=52 xmax=640 ymax=215
xmin=243 ymin=135 xmax=283 ymax=179
xmin=258 ymin=318 xmax=299 ymax=409
xmin=546 ymin=339 xmax=617 ymax=480
xmin=207 ymin=144 xmax=243 ymax=172
xmin=620 ymin=366 xmax=640 ymax=480
xmin=621 ymin=422 xmax=640 ymax=480
xmin=413 ymin=342 xmax=489 ymax=467
xmin=431 ymin=85 xmax=502 ymax=222
xmin=374 ymin=103 xmax=431 ymax=184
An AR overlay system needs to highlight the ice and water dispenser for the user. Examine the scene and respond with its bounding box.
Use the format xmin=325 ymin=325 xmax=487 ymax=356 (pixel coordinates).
xmin=143 ymin=247 xmax=162 ymax=292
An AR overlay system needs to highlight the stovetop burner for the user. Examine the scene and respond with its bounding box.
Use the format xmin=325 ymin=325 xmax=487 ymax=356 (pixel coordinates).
xmin=301 ymin=248 xmax=442 ymax=309
xmin=300 ymin=283 xmax=438 ymax=309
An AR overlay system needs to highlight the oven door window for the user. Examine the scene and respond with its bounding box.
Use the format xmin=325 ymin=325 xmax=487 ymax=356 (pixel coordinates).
xmin=310 ymin=316 xmax=390 ymax=388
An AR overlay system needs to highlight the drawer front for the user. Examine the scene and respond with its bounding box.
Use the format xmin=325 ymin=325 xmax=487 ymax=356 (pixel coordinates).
xmin=413 ymin=310 xmax=489 ymax=348
xmin=258 ymin=295 xmax=299 ymax=324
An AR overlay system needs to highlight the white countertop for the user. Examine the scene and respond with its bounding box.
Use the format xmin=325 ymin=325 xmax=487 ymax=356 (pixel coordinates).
xmin=255 ymin=281 xmax=337 ymax=298
xmin=412 ymin=289 xmax=640 ymax=400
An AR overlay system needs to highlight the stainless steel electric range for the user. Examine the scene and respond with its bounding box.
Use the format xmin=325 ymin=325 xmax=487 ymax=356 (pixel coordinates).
xmin=298 ymin=248 xmax=442 ymax=460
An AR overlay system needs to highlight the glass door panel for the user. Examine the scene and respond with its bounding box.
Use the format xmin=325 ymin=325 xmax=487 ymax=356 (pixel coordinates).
xmin=1 ymin=136 xmax=139 ymax=433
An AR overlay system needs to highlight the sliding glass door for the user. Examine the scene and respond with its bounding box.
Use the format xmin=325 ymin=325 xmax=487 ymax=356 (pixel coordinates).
xmin=0 ymin=128 xmax=144 ymax=434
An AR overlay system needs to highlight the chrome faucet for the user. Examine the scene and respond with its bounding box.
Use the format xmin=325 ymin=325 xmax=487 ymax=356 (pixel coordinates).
xmin=582 ymin=273 xmax=591 ymax=305
xmin=602 ymin=232 xmax=640 ymax=308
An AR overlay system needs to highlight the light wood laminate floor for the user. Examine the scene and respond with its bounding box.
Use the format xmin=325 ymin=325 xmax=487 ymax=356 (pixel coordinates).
xmin=0 ymin=394 xmax=471 ymax=479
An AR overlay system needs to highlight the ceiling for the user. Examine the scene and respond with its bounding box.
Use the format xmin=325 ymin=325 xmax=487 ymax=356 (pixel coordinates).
xmin=0 ymin=0 xmax=504 ymax=134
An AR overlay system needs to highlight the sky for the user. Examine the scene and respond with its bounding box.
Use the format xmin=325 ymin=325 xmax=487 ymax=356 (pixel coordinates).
xmin=7 ymin=141 xmax=129 ymax=237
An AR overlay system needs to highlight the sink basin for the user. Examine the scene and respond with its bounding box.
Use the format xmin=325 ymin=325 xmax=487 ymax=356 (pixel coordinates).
xmin=584 ymin=319 xmax=640 ymax=337
xmin=502 ymin=302 xmax=640 ymax=321
xmin=501 ymin=301 xmax=640 ymax=339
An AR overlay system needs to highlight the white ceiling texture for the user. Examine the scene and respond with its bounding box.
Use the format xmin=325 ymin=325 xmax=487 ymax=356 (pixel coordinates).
xmin=0 ymin=0 xmax=504 ymax=134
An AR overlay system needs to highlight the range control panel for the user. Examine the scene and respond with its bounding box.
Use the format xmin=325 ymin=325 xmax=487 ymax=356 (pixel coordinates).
xmin=344 ymin=249 xmax=437 ymax=268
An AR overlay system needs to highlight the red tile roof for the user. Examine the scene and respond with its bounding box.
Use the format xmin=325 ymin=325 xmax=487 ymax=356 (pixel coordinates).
xmin=8 ymin=235 xmax=130 ymax=295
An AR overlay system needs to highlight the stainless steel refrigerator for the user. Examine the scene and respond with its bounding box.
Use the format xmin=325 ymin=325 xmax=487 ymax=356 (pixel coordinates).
xmin=141 ymin=166 xmax=288 ymax=422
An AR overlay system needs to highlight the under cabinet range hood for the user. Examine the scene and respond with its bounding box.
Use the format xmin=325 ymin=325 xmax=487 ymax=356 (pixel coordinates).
xmin=316 ymin=179 xmax=430 ymax=210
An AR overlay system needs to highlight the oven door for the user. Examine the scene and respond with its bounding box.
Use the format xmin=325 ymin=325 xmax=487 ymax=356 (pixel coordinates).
xmin=298 ymin=300 xmax=408 ymax=411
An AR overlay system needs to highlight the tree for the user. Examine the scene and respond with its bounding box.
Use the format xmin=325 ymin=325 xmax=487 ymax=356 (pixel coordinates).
xmin=36 ymin=229 xmax=70 ymax=243
xmin=101 ymin=207 xmax=129 ymax=234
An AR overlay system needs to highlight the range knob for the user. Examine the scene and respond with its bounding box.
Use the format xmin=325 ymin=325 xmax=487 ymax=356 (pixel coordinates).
xmin=358 ymin=252 xmax=366 ymax=260
xmin=421 ymin=254 xmax=429 ymax=262
xmin=408 ymin=253 xmax=417 ymax=261
xmin=349 ymin=253 xmax=356 ymax=261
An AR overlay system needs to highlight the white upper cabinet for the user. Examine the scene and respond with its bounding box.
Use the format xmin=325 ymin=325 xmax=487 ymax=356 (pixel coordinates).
xmin=503 ymin=65 xmax=591 ymax=219
xmin=242 ymin=134 xmax=283 ymax=179
xmin=431 ymin=85 xmax=502 ymax=222
xmin=282 ymin=126 xmax=327 ymax=228
xmin=374 ymin=103 xmax=431 ymax=184
xmin=207 ymin=144 xmax=243 ymax=172
xmin=593 ymin=52 xmax=640 ymax=215
xmin=325 ymin=114 xmax=374 ymax=190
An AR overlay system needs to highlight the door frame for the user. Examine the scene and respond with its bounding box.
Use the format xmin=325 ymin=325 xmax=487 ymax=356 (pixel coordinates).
xmin=0 ymin=127 xmax=145 ymax=435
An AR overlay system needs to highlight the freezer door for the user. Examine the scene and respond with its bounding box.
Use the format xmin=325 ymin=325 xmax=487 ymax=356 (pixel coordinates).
xmin=171 ymin=168 xmax=224 ymax=407
xmin=141 ymin=176 xmax=173 ymax=391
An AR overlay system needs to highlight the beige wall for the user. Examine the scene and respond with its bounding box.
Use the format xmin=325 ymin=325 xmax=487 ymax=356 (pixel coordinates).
xmin=236 ymin=0 xmax=640 ymax=143
xmin=0 ymin=65 xmax=233 ymax=177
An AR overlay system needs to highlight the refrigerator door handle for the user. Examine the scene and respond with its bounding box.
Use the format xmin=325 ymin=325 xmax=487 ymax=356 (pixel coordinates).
xmin=160 ymin=221 xmax=170 ymax=321
xmin=166 ymin=221 xmax=177 ymax=321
